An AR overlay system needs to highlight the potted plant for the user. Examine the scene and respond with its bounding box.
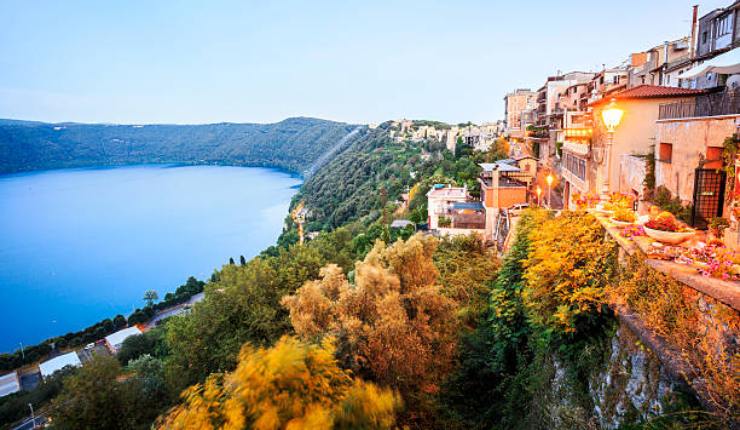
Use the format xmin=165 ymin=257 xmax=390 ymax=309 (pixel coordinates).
xmin=438 ymin=216 xmax=452 ymax=228
xmin=643 ymin=211 xmax=695 ymax=245
xmin=709 ymin=217 xmax=730 ymax=239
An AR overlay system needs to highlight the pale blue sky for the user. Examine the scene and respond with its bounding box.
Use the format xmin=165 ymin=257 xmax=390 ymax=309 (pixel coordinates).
xmin=0 ymin=0 xmax=730 ymax=125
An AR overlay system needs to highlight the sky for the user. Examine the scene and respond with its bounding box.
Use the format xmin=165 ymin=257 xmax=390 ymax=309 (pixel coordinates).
xmin=0 ymin=0 xmax=732 ymax=125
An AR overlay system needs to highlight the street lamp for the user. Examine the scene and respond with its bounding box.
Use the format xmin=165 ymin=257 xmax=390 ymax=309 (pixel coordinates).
xmin=536 ymin=186 xmax=542 ymax=207
xmin=546 ymin=174 xmax=554 ymax=209
xmin=600 ymin=98 xmax=624 ymax=194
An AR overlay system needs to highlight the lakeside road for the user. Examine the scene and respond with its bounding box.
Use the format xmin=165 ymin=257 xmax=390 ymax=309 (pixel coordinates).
xmin=146 ymin=292 xmax=205 ymax=329
xmin=12 ymin=415 xmax=45 ymax=430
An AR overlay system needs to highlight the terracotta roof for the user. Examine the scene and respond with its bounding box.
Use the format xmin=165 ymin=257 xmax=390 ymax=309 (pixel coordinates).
xmin=591 ymin=85 xmax=705 ymax=105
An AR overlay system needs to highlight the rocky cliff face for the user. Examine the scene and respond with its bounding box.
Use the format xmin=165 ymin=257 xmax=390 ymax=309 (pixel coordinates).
xmin=539 ymin=324 xmax=691 ymax=430
xmin=589 ymin=327 xmax=680 ymax=429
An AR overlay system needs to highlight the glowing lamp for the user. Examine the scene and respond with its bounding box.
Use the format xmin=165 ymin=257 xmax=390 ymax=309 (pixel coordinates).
xmin=546 ymin=174 xmax=554 ymax=187
xmin=601 ymin=98 xmax=623 ymax=133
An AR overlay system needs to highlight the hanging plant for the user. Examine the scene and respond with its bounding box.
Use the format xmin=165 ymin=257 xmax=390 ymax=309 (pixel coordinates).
xmin=721 ymin=134 xmax=739 ymax=202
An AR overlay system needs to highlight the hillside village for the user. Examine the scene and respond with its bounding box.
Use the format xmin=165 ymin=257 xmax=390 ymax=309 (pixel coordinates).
xmin=1 ymin=2 xmax=739 ymax=429
xmin=383 ymin=2 xmax=740 ymax=252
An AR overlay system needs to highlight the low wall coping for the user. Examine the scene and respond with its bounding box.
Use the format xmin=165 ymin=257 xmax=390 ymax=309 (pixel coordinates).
xmin=591 ymin=212 xmax=740 ymax=312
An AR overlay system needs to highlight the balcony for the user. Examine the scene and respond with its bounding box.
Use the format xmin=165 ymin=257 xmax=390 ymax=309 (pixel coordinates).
xmin=564 ymin=127 xmax=593 ymax=140
xmin=658 ymin=89 xmax=740 ymax=120
xmin=526 ymin=125 xmax=549 ymax=138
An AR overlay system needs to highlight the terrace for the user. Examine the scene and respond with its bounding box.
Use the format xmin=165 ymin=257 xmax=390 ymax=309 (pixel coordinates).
xmin=479 ymin=164 xmax=530 ymax=189
xmin=658 ymin=88 xmax=740 ymax=119
xmin=436 ymin=201 xmax=486 ymax=230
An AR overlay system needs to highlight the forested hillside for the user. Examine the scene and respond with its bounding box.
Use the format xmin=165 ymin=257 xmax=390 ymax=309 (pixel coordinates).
xmin=295 ymin=121 xmax=492 ymax=230
xmin=0 ymin=117 xmax=360 ymax=174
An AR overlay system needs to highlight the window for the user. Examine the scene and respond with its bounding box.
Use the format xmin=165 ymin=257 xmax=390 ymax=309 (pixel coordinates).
xmin=702 ymin=31 xmax=708 ymax=44
xmin=706 ymin=147 xmax=722 ymax=161
xmin=564 ymin=153 xmax=586 ymax=181
xmin=659 ymin=143 xmax=673 ymax=163
xmin=716 ymin=15 xmax=731 ymax=36
xmin=705 ymin=146 xmax=723 ymax=169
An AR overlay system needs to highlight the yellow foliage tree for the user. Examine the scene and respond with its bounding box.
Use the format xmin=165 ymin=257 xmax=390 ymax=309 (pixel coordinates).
xmin=282 ymin=234 xmax=458 ymax=398
xmin=522 ymin=211 xmax=617 ymax=333
xmin=157 ymin=336 xmax=400 ymax=430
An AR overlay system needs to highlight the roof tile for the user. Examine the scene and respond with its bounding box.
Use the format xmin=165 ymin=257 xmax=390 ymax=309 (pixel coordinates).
xmin=606 ymin=85 xmax=705 ymax=100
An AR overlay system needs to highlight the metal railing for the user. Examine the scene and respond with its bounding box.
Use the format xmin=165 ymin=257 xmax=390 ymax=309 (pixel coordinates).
xmin=658 ymin=89 xmax=740 ymax=120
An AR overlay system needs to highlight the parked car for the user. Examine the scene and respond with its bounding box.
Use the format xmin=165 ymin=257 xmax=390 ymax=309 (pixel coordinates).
xmin=508 ymin=203 xmax=530 ymax=215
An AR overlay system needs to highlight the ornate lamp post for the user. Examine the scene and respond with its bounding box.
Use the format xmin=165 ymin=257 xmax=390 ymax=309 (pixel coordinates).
xmin=546 ymin=174 xmax=554 ymax=209
xmin=600 ymin=98 xmax=624 ymax=195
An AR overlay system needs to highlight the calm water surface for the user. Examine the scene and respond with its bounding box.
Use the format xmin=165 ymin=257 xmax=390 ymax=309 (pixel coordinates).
xmin=0 ymin=165 xmax=301 ymax=352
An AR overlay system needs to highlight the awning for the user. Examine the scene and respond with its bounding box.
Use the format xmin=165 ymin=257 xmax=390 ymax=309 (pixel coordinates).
xmin=562 ymin=141 xmax=590 ymax=157
xmin=682 ymin=49 xmax=740 ymax=78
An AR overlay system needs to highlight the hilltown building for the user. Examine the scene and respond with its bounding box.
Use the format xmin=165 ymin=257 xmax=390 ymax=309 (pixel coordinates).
xmin=426 ymin=158 xmax=535 ymax=242
xmin=627 ymin=38 xmax=692 ymax=88
xmin=504 ymin=89 xmax=536 ymax=138
xmin=566 ymin=85 xmax=706 ymax=207
xmin=653 ymin=87 xmax=740 ymax=229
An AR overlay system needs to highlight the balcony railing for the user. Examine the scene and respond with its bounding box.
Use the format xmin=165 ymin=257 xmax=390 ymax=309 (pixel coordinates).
xmin=658 ymin=89 xmax=740 ymax=120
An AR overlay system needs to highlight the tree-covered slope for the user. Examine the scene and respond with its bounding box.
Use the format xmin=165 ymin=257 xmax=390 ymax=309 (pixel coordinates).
xmin=296 ymin=122 xmax=489 ymax=230
xmin=0 ymin=117 xmax=360 ymax=174
xmin=296 ymin=123 xmax=426 ymax=229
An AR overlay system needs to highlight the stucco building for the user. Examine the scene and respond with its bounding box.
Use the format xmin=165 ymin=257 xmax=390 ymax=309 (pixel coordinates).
xmin=504 ymin=89 xmax=536 ymax=137
xmin=562 ymin=85 xmax=704 ymax=208
xmin=653 ymin=88 xmax=740 ymax=227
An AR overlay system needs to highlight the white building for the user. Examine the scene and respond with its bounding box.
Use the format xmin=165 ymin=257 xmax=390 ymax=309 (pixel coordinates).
xmin=39 ymin=352 xmax=82 ymax=380
xmin=0 ymin=371 xmax=20 ymax=398
xmin=426 ymin=185 xmax=469 ymax=230
xmin=104 ymin=326 xmax=143 ymax=353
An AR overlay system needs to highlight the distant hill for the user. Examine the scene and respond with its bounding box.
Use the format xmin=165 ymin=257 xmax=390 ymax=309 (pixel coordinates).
xmin=0 ymin=117 xmax=364 ymax=175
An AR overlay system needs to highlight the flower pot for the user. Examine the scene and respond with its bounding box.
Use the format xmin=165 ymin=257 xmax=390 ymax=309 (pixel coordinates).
xmin=610 ymin=218 xmax=636 ymax=227
xmin=643 ymin=226 xmax=695 ymax=245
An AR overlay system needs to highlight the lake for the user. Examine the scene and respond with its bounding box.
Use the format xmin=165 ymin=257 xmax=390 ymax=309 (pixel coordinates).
xmin=0 ymin=165 xmax=301 ymax=352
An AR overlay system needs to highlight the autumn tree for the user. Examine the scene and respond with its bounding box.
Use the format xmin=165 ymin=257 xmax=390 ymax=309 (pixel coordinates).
xmin=157 ymin=336 xmax=400 ymax=430
xmin=484 ymin=137 xmax=510 ymax=162
xmin=282 ymin=234 xmax=458 ymax=405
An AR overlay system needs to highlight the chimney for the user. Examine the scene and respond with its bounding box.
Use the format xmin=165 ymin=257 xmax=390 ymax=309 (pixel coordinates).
xmin=663 ymin=41 xmax=669 ymax=66
xmin=690 ymin=5 xmax=699 ymax=59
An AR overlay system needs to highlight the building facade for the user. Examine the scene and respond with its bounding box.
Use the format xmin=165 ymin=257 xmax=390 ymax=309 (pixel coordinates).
xmin=504 ymin=89 xmax=537 ymax=137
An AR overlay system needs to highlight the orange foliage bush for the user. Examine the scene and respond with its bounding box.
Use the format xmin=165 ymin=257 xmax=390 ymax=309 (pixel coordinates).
xmin=282 ymin=234 xmax=458 ymax=398
xmin=157 ymin=336 xmax=400 ymax=430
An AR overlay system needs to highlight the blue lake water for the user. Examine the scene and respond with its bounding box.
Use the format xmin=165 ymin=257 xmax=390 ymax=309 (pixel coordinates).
xmin=0 ymin=165 xmax=301 ymax=352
